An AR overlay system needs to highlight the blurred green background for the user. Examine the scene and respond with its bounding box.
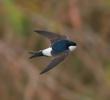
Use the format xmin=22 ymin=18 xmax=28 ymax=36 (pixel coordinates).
xmin=0 ymin=0 xmax=110 ymax=100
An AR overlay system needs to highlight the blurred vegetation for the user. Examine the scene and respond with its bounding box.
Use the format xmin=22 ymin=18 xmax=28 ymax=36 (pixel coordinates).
xmin=0 ymin=0 xmax=110 ymax=100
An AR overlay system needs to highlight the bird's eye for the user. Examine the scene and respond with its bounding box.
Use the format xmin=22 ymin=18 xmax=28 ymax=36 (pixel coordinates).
xmin=74 ymin=43 xmax=77 ymax=46
xmin=73 ymin=43 xmax=77 ymax=46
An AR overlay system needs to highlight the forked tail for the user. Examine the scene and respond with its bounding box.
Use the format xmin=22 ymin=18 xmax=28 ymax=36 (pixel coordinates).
xmin=29 ymin=51 xmax=43 ymax=59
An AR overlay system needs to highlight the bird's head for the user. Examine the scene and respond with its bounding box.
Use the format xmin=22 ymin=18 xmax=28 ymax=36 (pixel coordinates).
xmin=67 ymin=41 xmax=77 ymax=51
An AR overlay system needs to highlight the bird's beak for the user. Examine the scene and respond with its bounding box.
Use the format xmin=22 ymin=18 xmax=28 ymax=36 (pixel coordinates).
xmin=76 ymin=40 xmax=80 ymax=46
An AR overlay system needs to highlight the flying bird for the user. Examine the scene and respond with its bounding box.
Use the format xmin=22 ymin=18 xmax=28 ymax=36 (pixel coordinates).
xmin=29 ymin=30 xmax=77 ymax=74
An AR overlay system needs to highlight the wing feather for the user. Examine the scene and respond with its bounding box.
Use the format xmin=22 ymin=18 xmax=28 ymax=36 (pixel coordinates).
xmin=34 ymin=30 xmax=67 ymax=45
xmin=40 ymin=50 xmax=69 ymax=74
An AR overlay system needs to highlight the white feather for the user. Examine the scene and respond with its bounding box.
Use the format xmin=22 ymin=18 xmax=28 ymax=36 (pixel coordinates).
xmin=42 ymin=47 xmax=52 ymax=56
xmin=69 ymin=46 xmax=77 ymax=51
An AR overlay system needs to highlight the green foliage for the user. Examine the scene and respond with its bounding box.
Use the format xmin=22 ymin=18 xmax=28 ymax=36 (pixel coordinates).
xmin=3 ymin=0 xmax=31 ymax=37
xmin=105 ymin=61 xmax=110 ymax=83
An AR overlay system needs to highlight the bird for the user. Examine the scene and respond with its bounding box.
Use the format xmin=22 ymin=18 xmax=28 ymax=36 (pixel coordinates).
xmin=29 ymin=30 xmax=77 ymax=75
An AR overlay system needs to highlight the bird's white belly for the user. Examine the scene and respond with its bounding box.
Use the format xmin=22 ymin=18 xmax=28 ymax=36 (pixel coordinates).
xmin=42 ymin=47 xmax=52 ymax=56
xmin=69 ymin=46 xmax=77 ymax=51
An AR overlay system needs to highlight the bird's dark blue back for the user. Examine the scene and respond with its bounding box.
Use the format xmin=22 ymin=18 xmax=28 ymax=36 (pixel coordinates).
xmin=52 ymin=40 xmax=70 ymax=52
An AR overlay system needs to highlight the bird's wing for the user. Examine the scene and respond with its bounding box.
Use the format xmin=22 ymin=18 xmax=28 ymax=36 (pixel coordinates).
xmin=40 ymin=50 xmax=69 ymax=74
xmin=34 ymin=30 xmax=67 ymax=45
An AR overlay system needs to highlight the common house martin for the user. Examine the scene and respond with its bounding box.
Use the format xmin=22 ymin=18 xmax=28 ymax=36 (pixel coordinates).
xmin=29 ymin=30 xmax=77 ymax=74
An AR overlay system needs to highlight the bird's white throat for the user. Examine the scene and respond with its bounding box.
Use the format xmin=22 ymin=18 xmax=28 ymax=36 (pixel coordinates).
xmin=69 ymin=46 xmax=77 ymax=51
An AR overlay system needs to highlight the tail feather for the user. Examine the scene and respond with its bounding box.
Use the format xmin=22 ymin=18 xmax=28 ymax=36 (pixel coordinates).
xmin=29 ymin=51 xmax=43 ymax=59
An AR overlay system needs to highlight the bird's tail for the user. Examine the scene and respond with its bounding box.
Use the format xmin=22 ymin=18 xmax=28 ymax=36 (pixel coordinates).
xmin=29 ymin=51 xmax=43 ymax=59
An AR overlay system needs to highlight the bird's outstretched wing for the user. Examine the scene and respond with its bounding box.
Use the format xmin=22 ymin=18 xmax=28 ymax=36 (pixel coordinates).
xmin=34 ymin=30 xmax=67 ymax=45
xmin=40 ymin=50 xmax=69 ymax=74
